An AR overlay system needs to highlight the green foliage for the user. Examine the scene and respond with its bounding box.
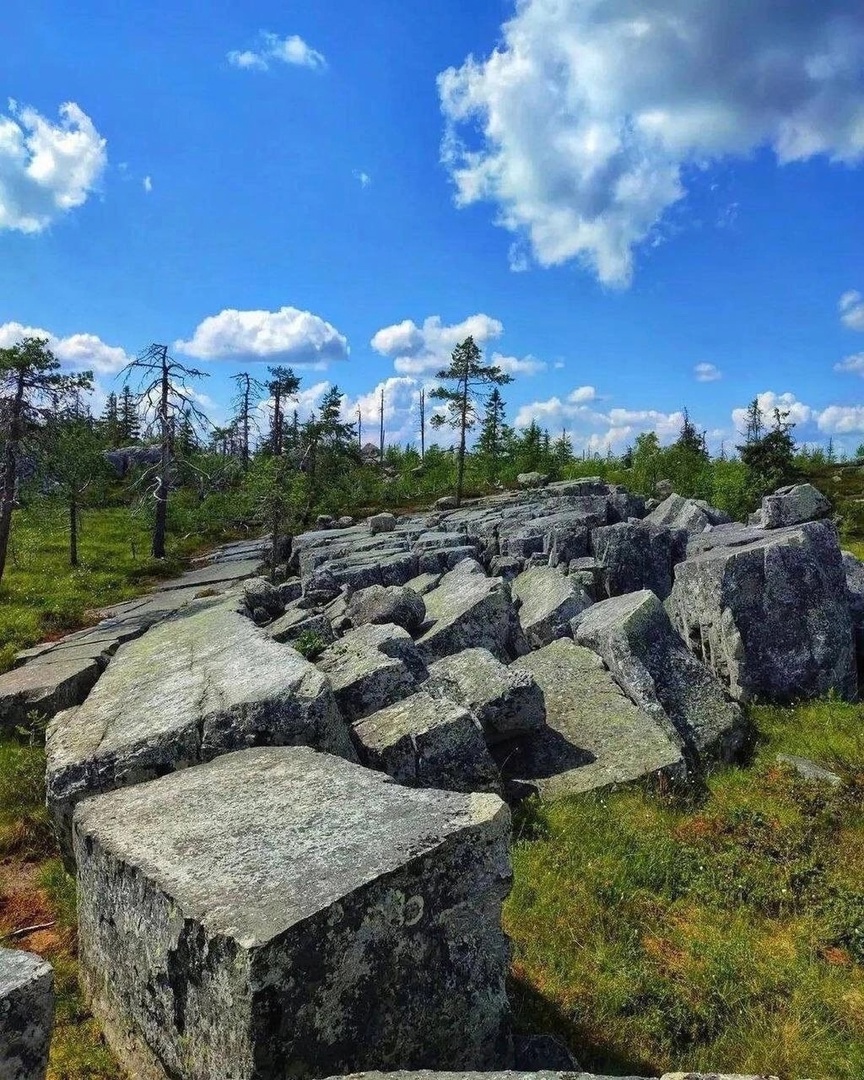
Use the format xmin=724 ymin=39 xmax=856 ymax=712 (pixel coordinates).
xmin=292 ymin=629 xmax=328 ymax=660
xmin=0 ymin=734 xmax=52 ymax=858
xmin=506 ymin=701 xmax=864 ymax=1079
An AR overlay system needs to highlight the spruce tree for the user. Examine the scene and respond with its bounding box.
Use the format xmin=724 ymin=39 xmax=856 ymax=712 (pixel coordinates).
xmin=476 ymin=387 xmax=509 ymax=482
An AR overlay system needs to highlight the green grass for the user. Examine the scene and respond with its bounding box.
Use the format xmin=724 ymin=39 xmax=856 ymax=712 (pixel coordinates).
xmin=506 ymin=700 xmax=864 ymax=1079
xmin=0 ymin=500 xmax=236 ymax=672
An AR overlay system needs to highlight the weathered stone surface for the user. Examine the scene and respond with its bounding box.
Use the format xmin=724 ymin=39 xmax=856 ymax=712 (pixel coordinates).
xmin=496 ymin=640 xmax=685 ymax=800
xmin=316 ymin=624 xmax=424 ymax=722
xmin=353 ymin=692 xmax=501 ymax=793
xmin=320 ymin=552 xmax=420 ymax=590
xmin=0 ymin=656 xmax=102 ymax=731
xmin=242 ymin=577 xmax=284 ymax=618
xmin=74 ymin=747 xmax=513 ymax=1079
xmin=842 ymin=549 xmax=864 ymax=667
xmin=418 ymin=546 xmax=481 ymax=574
xmin=334 ymin=1067 xmax=653 ymax=1079
xmin=544 ymin=523 xmax=589 ymax=568
xmin=646 ymin=494 xmax=731 ymax=536
xmin=517 ymin=472 xmax=548 ymax=488
xmin=405 ymin=571 xmax=443 ymax=596
xmin=347 ymin=585 xmax=426 ymax=633
xmin=46 ymin=603 xmax=353 ymax=865
xmin=426 ymin=648 xmax=546 ymax=745
xmin=266 ymin=608 xmax=336 ymax=647
xmin=760 ymin=482 xmax=831 ymax=529
xmin=0 ymin=948 xmax=54 ymax=1080
xmin=573 ymin=591 xmax=746 ymax=762
xmin=511 ymin=567 xmax=592 ymax=649
xmin=668 ymin=520 xmax=857 ymax=704
xmin=777 ymin=753 xmax=842 ymax=786
xmin=592 ymin=521 xmax=684 ymax=600
xmin=418 ymin=565 xmax=524 ymax=663
xmin=369 ymin=511 xmax=397 ymax=534
xmin=434 ymin=496 xmax=458 ymax=510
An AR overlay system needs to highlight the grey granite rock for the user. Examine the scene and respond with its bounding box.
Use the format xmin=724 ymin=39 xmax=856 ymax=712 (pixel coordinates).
xmin=760 ymin=483 xmax=831 ymax=529
xmin=0 ymin=656 xmax=102 ymax=731
xmin=46 ymin=602 xmax=353 ymax=866
xmin=242 ymin=577 xmax=284 ymax=618
xmin=347 ymin=585 xmax=426 ymax=633
xmin=517 ymin=472 xmax=548 ymax=488
xmin=417 ymin=565 xmax=525 ymax=663
xmin=426 ymin=648 xmax=546 ymax=745
xmin=573 ymin=591 xmax=746 ymax=762
xmin=777 ymin=754 xmax=842 ymax=786
xmin=511 ymin=567 xmax=592 ymax=649
xmin=265 ymin=609 xmax=336 ymax=648
xmin=333 ymin=1068 xmax=651 ymax=1079
xmin=842 ymin=549 xmax=864 ymax=670
xmin=353 ymin=691 xmax=502 ymax=793
xmin=646 ymin=494 xmax=731 ymax=536
xmin=74 ymin=747 xmax=513 ymax=1080
xmin=592 ymin=521 xmax=684 ymax=601
xmin=316 ymin=623 xmax=424 ymax=722
xmin=668 ymin=520 xmax=857 ymax=703
xmin=369 ymin=511 xmax=397 ymax=534
xmin=0 ymin=948 xmax=54 ymax=1080
xmin=495 ymin=640 xmax=686 ymax=800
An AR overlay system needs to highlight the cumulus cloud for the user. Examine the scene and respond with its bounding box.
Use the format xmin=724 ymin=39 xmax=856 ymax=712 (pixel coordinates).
xmin=489 ymin=352 xmax=546 ymax=376
xmin=695 ymin=362 xmax=722 ymax=382
xmin=731 ymin=390 xmax=814 ymax=432
xmin=353 ymin=170 xmax=371 ymax=188
xmin=142 ymin=175 xmax=152 ymax=193
xmin=438 ymin=0 xmax=864 ymax=285
xmin=0 ymin=321 xmax=131 ymax=374
xmin=175 ymin=306 xmax=349 ymax=367
xmin=730 ymin=389 xmax=864 ymax=438
xmin=228 ymin=33 xmax=326 ymax=72
xmin=835 ymin=352 xmax=864 ymax=375
xmin=0 ymin=100 xmax=107 ymax=233
xmin=840 ymin=290 xmax=864 ymax=331
xmin=371 ymin=313 xmax=504 ymax=375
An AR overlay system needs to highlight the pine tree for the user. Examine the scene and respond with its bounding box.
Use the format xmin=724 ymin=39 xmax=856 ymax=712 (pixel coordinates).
xmin=675 ymin=408 xmax=708 ymax=457
xmin=476 ymin=387 xmax=509 ymax=482
xmin=430 ymin=336 xmax=513 ymax=505
xmin=100 ymin=392 xmax=121 ymax=447
xmin=118 ymin=384 xmax=141 ymax=444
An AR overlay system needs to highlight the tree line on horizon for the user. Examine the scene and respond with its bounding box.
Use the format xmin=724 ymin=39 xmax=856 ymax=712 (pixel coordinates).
xmin=0 ymin=333 xmax=848 ymax=582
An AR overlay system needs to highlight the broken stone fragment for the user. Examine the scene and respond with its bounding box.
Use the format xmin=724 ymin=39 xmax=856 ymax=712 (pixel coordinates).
xmin=74 ymin=747 xmax=513 ymax=1079
xmin=346 ymin=585 xmax=426 ymax=634
xmin=760 ymin=482 xmax=831 ymax=529
xmin=646 ymin=493 xmax=731 ymax=536
xmin=573 ymin=590 xmax=746 ymax=763
xmin=369 ymin=511 xmax=397 ymax=534
xmin=511 ymin=566 xmax=593 ymax=649
xmin=45 ymin=602 xmax=353 ymax=866
xmin=241 ymin=577 xmax=284 ymax=619
xmin=426 ymin=647 xmax=546 ymax=745
xmin=591 ymin=520 xmax=684 ymax=600
xmin=353 ymin=691 xmax=502 ymax=793
xmin=0 ymin=947 xmax=54 ymax=1080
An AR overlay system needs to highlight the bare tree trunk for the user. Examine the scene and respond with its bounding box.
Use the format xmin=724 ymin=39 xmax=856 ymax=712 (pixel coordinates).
xmin=69 ymin=495 xmax=78 ymax=567
xmin=419 ymin=389 xmax=425 ymax=461
xmin=152 ymin=349 xmax=170 ymax=559
xmin=0 ymin=370 xmax=26 ymax=582
xmin=379 ymin=388 xmax=384 ymax=464
xmin=455 ymin=376 xmax=469 ymax=506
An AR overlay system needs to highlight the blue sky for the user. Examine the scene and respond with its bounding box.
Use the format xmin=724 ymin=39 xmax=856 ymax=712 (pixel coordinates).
xmin=2 ymin=0 xmax=864 ymax=453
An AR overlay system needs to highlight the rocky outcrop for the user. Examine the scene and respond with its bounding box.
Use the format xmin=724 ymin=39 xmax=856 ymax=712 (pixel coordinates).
xmin=417 ymin=562 xmax=525 ymax=663
xmin=45 ymin=602 xmax=353 ymax=865
xmin=74 ymin=747 xmax=513 ymax=1079
xmin=591 ymin=521 xmax=684 ymax=601
xmin=573 ymin=590 xmax=746 ymax=762
xmin=646 ymin=494 xmax=731 ymax=535
xmin=102 ymin=445 xmax=161 ymax=477
xmin=426 ymin=648 xmax=546 ymax=745
xmin=353 ymin=691 xmax=501 ymax=793
xmin=0 ymin=948 xmax=54 ymax=1080
xmin=668 ymin=519 xmax=857 ymax=703
xmin=346 ymin=585 xmax=426 ymax=633
xmin=495 ymin=640 xmax=686 ymax=800
xmin=759 ymin=482 xmax=831 ymax=529
xmin=511 ymin=566 xmax=592 ymax=648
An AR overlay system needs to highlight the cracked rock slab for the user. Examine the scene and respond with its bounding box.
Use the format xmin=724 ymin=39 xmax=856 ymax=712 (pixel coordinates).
xmin=494 ymin=640 xmax=686 ymax=801
xmin=46 ymin=602 xmax=353 ymax=866
xmin=353 ymin=691 xmax=502 ymax=793
xmin=426 ymin=648 xmax=546 ymax=745
xmin=417 ymin=565 xmax=525 ymax=663
xmin=0 ymin=948 xmax=54 ymax=1080
xmin=74 ymin=747 xmax=513 ymax=1080
xmin=511 ymin=566 xmax=592 ymax=649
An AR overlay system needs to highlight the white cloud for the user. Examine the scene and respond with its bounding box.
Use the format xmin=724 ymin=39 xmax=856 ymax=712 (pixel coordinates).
xmin=438 ymin=1 xmax=864 ymax=285
xmin=695 ymin=362 xmax=722 ymax=382
xmin=730 ymin=389 xmax=864 ymax=438
xmin=353 ymin=170 xmax=371 ymax=188
xmin=228 ymin=33 xmax=326 ymax=73
xmin=840 ymin=290 xmax=864 ymax=331
xmin=0 ymin=321 xmax=131 ymax=374
xmin=489 ymin=351 xmax=546 ymax=376
xmin=836 ymin=352 xmax=864 ymax=375
xmin=732 ymin=391 xmax=814 ymax=432
xmin=176 ymin=306 xmax=349 ymax=367
xmin=371 ymin=313 xmax=503 ymax=375
xmin=818 ymin=404 xmax=864 ymax=434
xmin=142 ymin=175 xmax=152 ymax=193
xmin=0 ymin=100 xmax=107 ymax=233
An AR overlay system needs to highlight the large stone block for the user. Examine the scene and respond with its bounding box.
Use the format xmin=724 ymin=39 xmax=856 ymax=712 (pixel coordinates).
xmin=417 ymin=564 xmax=524 ymax=663
xmin=495 ymin=640 xmax=685 ymax=800
xmin=759 ymin=482 xmax=831 ymax=529
xmin=426 ymin=648 xmax=546 ymax=745
xmin=74 ymin=747 xmax=513 ymax=1080
xmin=511 ymin=567 xmax=592 ymax=649
xmin=646 ymin=493 xmax=731 ymax=536
xmin=591 ymin=521 xmax=684 ymax=600
xmin=0 ymin=656 xmax=101 ymax=730
xmin=46 ymin=603 xmax=353 ymax=866
xmin=668 ymin=519 xmax=857 ymax=703
xmin=353 ymin=691 xmax=501 ymax=793
xmin=0 ymin=947 xmax=54 ymax=1080
xmin=316 ymin=624 xmax=425 ymax=722
xmin=573 ymin=590 xmax=746 ymax=762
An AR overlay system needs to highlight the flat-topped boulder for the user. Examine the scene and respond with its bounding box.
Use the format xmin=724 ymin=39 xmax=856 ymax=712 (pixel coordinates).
xmin=417 ymin=562 xmax=524 ymax=663
xmin=0 ymin=655 xmax=103 ymax=731
xmin=511 ymin=566 xmax=592 ymax=648
xmin=316 ymin=623 xmax=425 ymax=722
xmin=646 ymin=494 xmax=731 ymax=536
xmin=353 ymin=691 xmax=501 ymax=793
xmin=330 ymin=1072 xmax=774 ymax=1080
xmin=573 ymin=591 xmax=746 ymax=762
xmin=496 ymin=640 xmax=685 ymax=800
xmin=426 ymin=648 xmax=546 ymax=745
xmin=668 ymin=519 xmax=857 ymax=703
xmin=46 ymin=602 xmax=353 ymax=865
xmin=74 ymin=747 xmax=513 ymax=1080
xmin=759 ymin=482 xmax=831 ymax=529
xmin=0 ymin=948 xmax=54 ymax=1080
